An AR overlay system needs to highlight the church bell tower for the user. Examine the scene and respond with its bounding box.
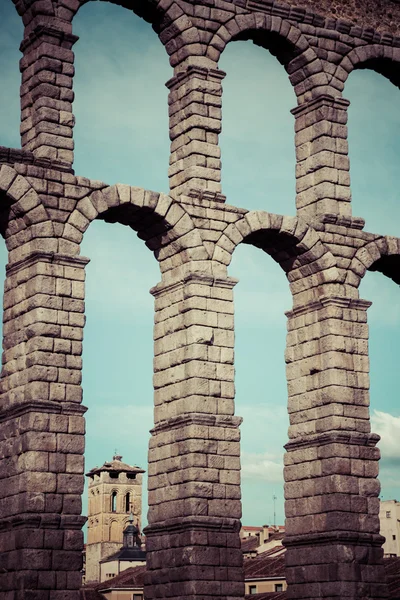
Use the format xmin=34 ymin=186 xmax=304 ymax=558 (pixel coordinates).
xmin=85 ymin=455 xmax=145 ymax=582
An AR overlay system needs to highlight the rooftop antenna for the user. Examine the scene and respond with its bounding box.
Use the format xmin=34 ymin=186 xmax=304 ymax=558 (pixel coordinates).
xmin=273 ymin=494 xmax=277 ymax=529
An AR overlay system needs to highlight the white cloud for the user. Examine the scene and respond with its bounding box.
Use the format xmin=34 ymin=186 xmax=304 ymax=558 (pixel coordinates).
xmin=241 ymin=450 xmax=284 ymax=483
xmin=371 ymin=410 xmax=400 ymax=464
xmin=88 ymin=403 xmax=153 ymax=439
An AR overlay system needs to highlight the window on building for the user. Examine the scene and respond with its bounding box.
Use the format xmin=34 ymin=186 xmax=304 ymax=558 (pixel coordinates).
xmin=125 ymin=492 xmax=131 ymax=512
xmin=386 ymin=511 xmax=392 ymax=518
xmin=133 ymin=595 xmax=142 ymax=600
xmin=106 ymin=573 xmax=116 ymax=579
xmin=111 ymin=491 xmax=117 ymax=512
xmin=393 ymin=535 xmax=396 ymax=541
xmin=249 ymin=586 xmax=257 ymax=594
xmin=275 ymin=584 xmax=284 ymax=591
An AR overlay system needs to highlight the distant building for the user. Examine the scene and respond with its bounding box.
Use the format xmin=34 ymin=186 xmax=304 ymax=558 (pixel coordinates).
xmin=81 ymin=540 xmax=400 ymax=600
xmin=241 ymin=525 xmax=264 ymax=539
xmin=81 ymin=551 xmax=287 ymax=599
xmin=241 ymin=524 xmax=285 ymax=559
xmin=380 ymin=500 xmax=400 ymax=557
xmin=244 ymin=549 xmax=287 ymax=595
xmin=99 ymin=513 xmax=146 ymax=581
xmin=85 ymin=455 xmax=145 ymax=582
xmin=81 ymin=564 xmax=146 ymax=600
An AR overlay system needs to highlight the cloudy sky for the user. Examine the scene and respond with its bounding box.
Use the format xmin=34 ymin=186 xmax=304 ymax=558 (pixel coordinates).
xmin=0 ymin=2 xmax=400 ymax=529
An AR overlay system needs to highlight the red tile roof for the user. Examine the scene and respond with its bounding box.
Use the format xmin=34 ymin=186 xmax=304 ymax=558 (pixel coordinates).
xmin=245 ymin=593 xmax=286 ymax=600
xmin=81 ymin=552 xmax=400 ymax=599
xmin=86 ymin=457 xmax=145 ymax=477
xmin=244 ymin=552 xmax=286 ymax=579
xmin=80 ymin=589 xmax=104 ymax=600
xmin=96 ymin=565 xmax=146 ymax=591
xmin=242 ymin=535 xmax=260 ymax=553
xmin=385 ymin=557 xmax=400 ymax=599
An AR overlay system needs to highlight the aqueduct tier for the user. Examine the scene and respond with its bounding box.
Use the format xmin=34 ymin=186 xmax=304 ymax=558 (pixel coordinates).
xmin=1 ymin=0 xmax=400 ymax=599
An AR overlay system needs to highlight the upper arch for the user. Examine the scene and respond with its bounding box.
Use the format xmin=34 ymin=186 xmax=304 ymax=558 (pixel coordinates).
xmin=0 ymin=164 xmax=54 ymax=249
xmin=333 ymin=44 xmax=400 ymax=92
xmin=56 ymin=0 xmax=163 ymax=26
xmin=55 ymin=0 xmax=180 ymax=42
xmin=346 ymin=235 xmax=400 ymax=288
xmin=213 ymin=211 xmax=340 ymax=305
xmin=207 ymin=14 xmax=330 ymax=101
xmin=64 ymin=184 xmax=208 ymax=271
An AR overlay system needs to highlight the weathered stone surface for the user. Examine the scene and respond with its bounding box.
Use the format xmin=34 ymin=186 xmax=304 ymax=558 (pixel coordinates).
xmin=1 ymin=1 xmax=400 ymax=599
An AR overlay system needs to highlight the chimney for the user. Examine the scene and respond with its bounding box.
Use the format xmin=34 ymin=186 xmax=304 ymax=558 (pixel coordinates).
xmin=260 ymin=524 xmax=270 ymax=544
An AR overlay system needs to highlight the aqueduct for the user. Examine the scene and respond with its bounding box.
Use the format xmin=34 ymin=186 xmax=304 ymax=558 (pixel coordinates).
xmin=0 ymin=0 xmax=400 ymax=598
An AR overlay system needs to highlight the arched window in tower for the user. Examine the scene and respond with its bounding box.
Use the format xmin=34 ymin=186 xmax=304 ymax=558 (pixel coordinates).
xmin=125 ymin=493 xmax=131 ymax=513
xmin=111 ymin=491 xmax=117 ymax=513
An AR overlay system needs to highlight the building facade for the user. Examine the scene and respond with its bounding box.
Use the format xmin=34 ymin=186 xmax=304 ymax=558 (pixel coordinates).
xmin=99 ymin=514 xmax=146 ymax=582
xmin=1 ymin=0 xmax=400 ymax=598
xmin=380 ymin=500 xmax=400 ymax=557
xmin=85 ymin=456 xmax=145 ymax=583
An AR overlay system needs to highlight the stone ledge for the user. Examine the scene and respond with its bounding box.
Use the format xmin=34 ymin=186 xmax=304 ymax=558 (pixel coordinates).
xmin=144 ymin=514 xmax=240 ymax=536
xmin=0 ymin=146 xmax=74 ymax=173
xmin=166 ymin=66 xmax=226 ymax=91
xmin=285 ymin=430 xmax=380 ymax=451
xmin=291 ymin=94 xmax=351 ymax=117
xmin=0 ymin=399 xmax=87 ymax=423
xmin=0 ymin=513 xmax=86 ymax=532
xmin=20 ymin=25 xmax=79 ymax=53
xmin=318 ymin=213 xmax=366 ymax=230
xmin=285 ymin=295 xmax=372 ymax=318
xmin=151 ymin=412 xmax=243 ymax=435
xmin=6 ymin=251 xmax=90 ymax=276
xmin=187 ymin=188 xmax=227 ymax=204
xmin=150 ymin=273 xmax=239 ymax=297
xmin=283 ymin=530 xmax=385 ymax=548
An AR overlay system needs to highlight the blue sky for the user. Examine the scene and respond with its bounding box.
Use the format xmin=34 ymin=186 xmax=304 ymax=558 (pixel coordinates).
xmin=0 ymin=2 xmax=399 ymax=530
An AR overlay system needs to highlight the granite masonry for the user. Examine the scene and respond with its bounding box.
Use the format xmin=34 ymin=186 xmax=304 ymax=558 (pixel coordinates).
xmin=0 ymin=0 xmax=400 ymax=599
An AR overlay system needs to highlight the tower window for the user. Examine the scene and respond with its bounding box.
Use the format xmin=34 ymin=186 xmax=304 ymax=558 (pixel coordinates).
xmin=110 ymin=472 xmax=119 ymax=479
xmin=111 ymin=491 xmax=117 ymax=512
xmin=127 ymin=473 xmax=136 ymax=480
xmin=125 ymin=493 xmax=131 ymax=513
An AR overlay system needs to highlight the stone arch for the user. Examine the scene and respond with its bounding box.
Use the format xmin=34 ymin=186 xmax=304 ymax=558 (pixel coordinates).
xmin=56 ymin=0 xmax=181 ymax=43
xmin=109 ymin=519 xmax=120 ymax=541
xmin=110 ymin=488 xmax=119 ymax=512
xmin=346 ymin=235 xmax=400 ymax=289
xmin=213 ymin=211 xmax=340 ymax=305
xmin=207 ymin=14 xmax=330 ymax=100
xmin=64 ymin=184 xmax=208 ymax=272
xmin=124 ymin=491 xmax=131 ymax=512
xmin=333 ymin=44 xmax=400 ymax=93
xmin=0 ymin=164 xmax=55 ymax=249
xmin=52 ymin=0 xmax=211 ymax=74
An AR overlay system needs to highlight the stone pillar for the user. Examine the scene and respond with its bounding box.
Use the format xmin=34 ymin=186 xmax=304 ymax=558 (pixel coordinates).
xmin=167 ymin=66 xmax=225 ymax=202
xmin=293 ymin=95 xmax=351 ymax=222
xmin=20 ymin=24 xmax=78 ymax=170
xmin=144 ymin=273 xmax=243 ymax=600
xmin=283 ymin=296 xmax=388 ymax=600
xmin=0 ymin=251 xmax=89 ymax=599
